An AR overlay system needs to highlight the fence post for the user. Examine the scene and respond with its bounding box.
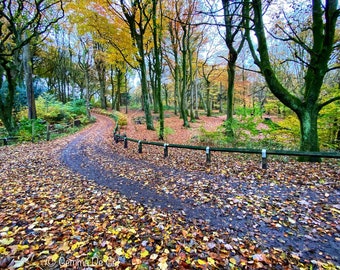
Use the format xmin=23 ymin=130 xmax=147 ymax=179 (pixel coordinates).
xmin=206 ymin=146 xmax=211 ymax=163
xmin=138 ymin=140 xmax=142 ymax=153
xmin=262 ymin=149 xmax=267 ymax=169
xmin=124 ymin=135 xmax=128 ymax=148
xmin=164 ymin=143 xmax=169 ymax=158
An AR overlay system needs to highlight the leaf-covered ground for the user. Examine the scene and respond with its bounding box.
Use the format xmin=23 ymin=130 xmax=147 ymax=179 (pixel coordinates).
xmin=0 ymin=113 xmax=339 ymax=269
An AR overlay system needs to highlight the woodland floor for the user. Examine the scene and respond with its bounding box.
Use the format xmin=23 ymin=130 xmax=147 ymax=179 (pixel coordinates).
xmin=0 ymin=111 xmax=339 ymax=269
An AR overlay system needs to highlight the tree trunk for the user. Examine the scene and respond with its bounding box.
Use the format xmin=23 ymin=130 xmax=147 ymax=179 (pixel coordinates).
xmin=23 ymin=42 xmax=37 ymax=120
xmin=206 ymin=84 xmax=211 ymax=117
xmin=140 ymin=55 xmax=154 ymax=130
xmin=174 ymin=54 xmax=179 ymax=116
xmin=99 ymin=72 xmax=106 ymax=110
xmin=110 ymin=65 xmax=115 ymax=110
xmin=115 ymin=69 xmax=123 ymax=111
xmin=188 ymin=36 xmax=195 ymax=122
xmin=95 ymin=59 xmax=106 ymax=109
xmin=125 ymin=74 xmax=128 ymax=114
xmin=226 ymin=59 xmax=235 ymax=124
xmin=0 ymin=65 xmax=17 ymax=135
xmin=152 ymin=0 xmax=164 ymax=140
xmin=297 ymin=107 xmax=320 ymax=161
xmin=180 ymin=25 xmax=189 ymax=127
xmin=149 ymin=57 xmax=159 ymax=114
xmin=195 ymin=79 xmax=199 ymax=119
xmin=85 ymin=67 xmax=91 ymax=119
xmin=219 ymin=82 xmax=223 ymax=113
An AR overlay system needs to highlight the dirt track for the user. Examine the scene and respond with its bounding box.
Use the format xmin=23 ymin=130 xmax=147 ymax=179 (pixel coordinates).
xmin=61 ymin=114 xmax=340 ymax=265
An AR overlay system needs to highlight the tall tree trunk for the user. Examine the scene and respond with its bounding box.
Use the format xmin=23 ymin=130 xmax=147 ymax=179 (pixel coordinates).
xmin=140 ymin=54 xmax=154 ymax=130
xmin=23 ymin=42 xmax=37 ymax=120
xmin=94 ymin=50 xmax=107 ymax=109
xmin=125 ymin=74 xmax=128 ymax=114
xmin=188 ymin=35 xmax=195 ymax=122
xmin=0 ymin=64 xmax=17 ymax=135
xmin=152 ymin=0 xmax=164 ymax=140
xmin=195 ymin=79 xmax=199 ymax=119
xmin=174 ymin=53 xmax=179 ymax=116
xmin=225 ymin=51 xmax=236 ymax=136
xmin=99 ymin=71 xmax=106 ymax=110
xmin=180 ymin=25 xmax=189 ymax=127
xmin=115 ymin=68 xmax=123 ymax=111
xmin=110 ymin=65 xmax=115 ymax=110
xmin=219 ymin=82 xmax=223 ymax=113
xmin=149 ymin=57 xmax=158 ymax=113
xmin=84 ymin=65 xmax=91 ymax=119
xmin=206 ymin=83 xmax=211 ymax=117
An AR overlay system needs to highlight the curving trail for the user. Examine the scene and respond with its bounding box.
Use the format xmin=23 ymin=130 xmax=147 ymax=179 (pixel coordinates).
xmin=61 ymin=114 xmax=339 ymax=265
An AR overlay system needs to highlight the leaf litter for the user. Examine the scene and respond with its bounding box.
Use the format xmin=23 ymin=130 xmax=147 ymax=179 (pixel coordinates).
xmin=0 ymin=113 xmax=339 ymax=269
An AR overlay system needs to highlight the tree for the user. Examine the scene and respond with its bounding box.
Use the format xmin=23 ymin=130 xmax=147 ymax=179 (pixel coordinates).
xmin=220 ymin=0 xmax=246 ymax=137
xmin=200 ymin=62 xmax=217 ymax=117
xmin=94 ymin=43 xmax=107 ymax=109
xmin=151 ymin=0 xmax=165 ymax=139
xmin=118 ymin=0 xmax=155 ymax=130
xmin=78 ymin=36 xmax=93 ymax=119
xmin=170 ymin=0 xmax=201 ymax=128
xmin=0 ymin=0 xmax=64 ymax=134
xmin=23 ymin=37 xmax=37 ymax=120
xmin=164 ymin=18 xmax=181 ymax=116
xmin=245 ymin=0 xmax=340 ymax=161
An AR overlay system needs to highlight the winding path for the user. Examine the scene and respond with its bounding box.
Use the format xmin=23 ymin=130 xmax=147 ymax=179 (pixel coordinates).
xmin=61 ymin=114 xmax=339 ymax=264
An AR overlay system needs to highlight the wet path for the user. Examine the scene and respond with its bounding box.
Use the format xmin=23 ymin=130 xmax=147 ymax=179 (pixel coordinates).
xmin=61 ymin=114 xmax=340 ymax=265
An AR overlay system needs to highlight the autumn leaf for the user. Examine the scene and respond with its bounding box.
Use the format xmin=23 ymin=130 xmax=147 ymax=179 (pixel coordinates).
xmin=12 ymin=257 xmax=29 ymax=268
xmin=0 ymin=238 xmax=15 ymax=247
xmin=150 ymin=253 xmax=158 ymax=260
xmin=71 ymin=241 xmax=86 ymax=251
xmin=50 ymin=253 xmax=59 ymax=262
xmin=140 ymin=249 xmax=149 ymax=258
xmin=115 ymin=247 xmax=125 ymax=256
xmin=158 ymin=257 xmax=168 ymax=270
xmin=0 ymin=113 xmax=338 ymax=270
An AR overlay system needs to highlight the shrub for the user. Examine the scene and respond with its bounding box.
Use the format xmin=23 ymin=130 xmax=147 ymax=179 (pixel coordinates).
xmin=65 ymin=99 xmax=87 ymax=118
xmin=17 ymin=118 xmax=46 ymax=141
xmin=113 ymin=111 xmax=128 ymax=127
xmin=156 ymin=124 xmax=174 ymax=140
xmin=197 ymin=126 xmax=226 ymax=147
xmin=35 ymin=95 xmax=67 ymax=123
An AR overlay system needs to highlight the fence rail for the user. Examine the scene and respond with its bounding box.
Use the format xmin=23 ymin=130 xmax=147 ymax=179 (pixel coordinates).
xmin=1 ymin=120 xmax=80 ymax=146
xmin=114 ymin=134 xmax=340 ymax=169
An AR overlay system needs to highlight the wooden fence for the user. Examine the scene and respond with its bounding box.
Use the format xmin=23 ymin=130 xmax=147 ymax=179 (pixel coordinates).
xmin=0 ymin=120 xmax=81 ymax=146
xmin=114 ymin=134 xmax=340 ymax=169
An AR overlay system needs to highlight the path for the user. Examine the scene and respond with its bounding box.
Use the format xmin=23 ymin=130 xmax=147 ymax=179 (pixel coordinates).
xmin=61 ymin=114 xmax=340 ymax=265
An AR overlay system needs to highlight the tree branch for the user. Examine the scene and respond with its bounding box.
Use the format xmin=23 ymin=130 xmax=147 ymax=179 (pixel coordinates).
xmin=218 ymin=55 xmax=261 ymax=74
xmin=318 ymin=96 xmax=340 ymax=111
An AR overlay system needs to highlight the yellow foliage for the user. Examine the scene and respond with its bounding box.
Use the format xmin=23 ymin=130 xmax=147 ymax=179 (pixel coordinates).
xmin=270 ymin=115 xmax=300 ymax=148
xmin=114 ymin=111 xmax=128 ymax=127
